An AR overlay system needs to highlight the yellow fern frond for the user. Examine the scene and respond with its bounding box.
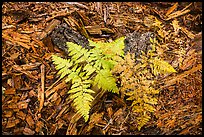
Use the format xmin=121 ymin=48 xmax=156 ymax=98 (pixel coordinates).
xmin=112 ymin=51 xmax=163 ymax=131
xmin=150 ymin=57 xmax=177 ymax=76
xmin=137 ymin=112 xmax=151 ymax=131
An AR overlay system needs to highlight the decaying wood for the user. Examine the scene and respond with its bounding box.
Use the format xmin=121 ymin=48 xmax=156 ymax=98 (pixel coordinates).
xmin=38 ymin=19 xmax=61 ymax=40
xmin=46 ymin=10 xmax=71 ymax=22
xmin=158 ymin=64 xmax=202 ymax=90
xmin=85 ymin=26 xmax=115 ymax=36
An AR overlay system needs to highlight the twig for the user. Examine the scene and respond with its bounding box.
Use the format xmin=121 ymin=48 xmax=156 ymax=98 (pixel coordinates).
xmin=38 ymin=64 xmax=45 ymax=112
xmin=66 ymin=2 xmax=88 ymax=9
xmin=44 ymin=77 xmax=63 ymax=97
xmin=103 ymin=118 xmax=113 ymax=130
xmin=2 ymin=25 xmax=16 ymax=30
xmin=119 ymin=111 xmax=130 ymax=129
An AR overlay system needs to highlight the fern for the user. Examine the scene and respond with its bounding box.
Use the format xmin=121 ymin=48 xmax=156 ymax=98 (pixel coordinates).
xmin=112 ymin=38 xmax=176 ymax=131
xmin=52 ymin=37 xmax=125 ymax=122
xmin=148 ymin=38 xmax=176 ymax=76
xmin=150 ymin=57 xmax=177 ymax=76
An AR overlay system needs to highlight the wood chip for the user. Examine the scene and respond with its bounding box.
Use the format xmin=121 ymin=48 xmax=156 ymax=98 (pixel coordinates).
xmin=3 ymin=110 xmax=13 ymax=118
xmin=26 ymin=115 xmax=35 ymax=129
xmin=113 ymin=108 xmax=123 ymax=119
xmin=46 ymin=10 xmax=70 ymax=22
xmin=2 ymin=25 xmax=16 ymax=30
xmin=166 ymin=7 xmax=191 ymax=20
xmin=87 ymin=112 xmax=104 ymax=132
xmin=4 ymin=88 xmax=16 ymax=95
xmin=6 ymin=118 xmax=20 ymax=128
xmin=107 ymin=107 xmax=113 ymax=118
xmin=76 ymin=11 xmax=90 ymax=25
xmin=28 ymin=90 xmax=37 ymax=97
xmin=14 ymin=127 xmax=24 ymax=135
xmin=16 ymin=111 xmax=27 ymax=120
xmin=100 ymin=27 xmax=115 ymax=34
xmin=85 ymin=26 xmax=102 ymax=35
xmin=159 ymin=64 xmax=202 ymax=89
xmin=17 ymin=101 xmax=29 ymax=110
xmin=23 ymin=127 xmax=35 ymax=135
xmin=35 ymin=121 xmax=44 ymax=133
xmin=181 ymin=27 xmax=195 ymax=39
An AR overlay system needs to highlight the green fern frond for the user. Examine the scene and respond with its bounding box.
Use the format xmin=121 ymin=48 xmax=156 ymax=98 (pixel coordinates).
xmin=83 ymin=64 xmax=96 ymax=76
xmin=68 ymin=80 xmax=94 ymax=122
xmin=52 ymin=55 xmax=73 ymax=79
xmin=88 ymin=37 xmax=125 ymax=57
xmin=52 ymin=37 xmax=125 ymax=122
xmin=92 ymin=37 xmax=125 ymax=57
xmin=94 ymin=69 xmax=119 ymax=94
xmin=67 ymin=42 xmax=91 ymax=63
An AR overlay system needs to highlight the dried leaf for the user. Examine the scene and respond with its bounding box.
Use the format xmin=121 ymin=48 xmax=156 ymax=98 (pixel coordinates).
xmin=153 ymin=18 xmax=163 ymax=28
xmin=171 ymin=19 xmax=181 ymax=34
xmin=143 ymin=15 xmax=155 ymax=28
xmin=157 ymin=29 xmax=165 ymax=38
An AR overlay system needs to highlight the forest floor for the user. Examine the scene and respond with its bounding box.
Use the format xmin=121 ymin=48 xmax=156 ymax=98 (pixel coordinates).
xmin=2 ymin=2 xmax=202 ymax=135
